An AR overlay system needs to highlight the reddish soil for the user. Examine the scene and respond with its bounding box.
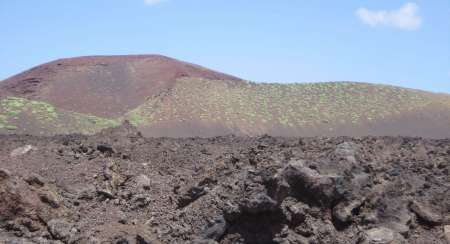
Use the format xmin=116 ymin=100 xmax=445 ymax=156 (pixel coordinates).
xmin=0 ymin=122 xmax=449 ymax=243
xmin=137 ymin=105 xmax=450 ymax=139
xmin=0 ymin=55 xmax=242 ymax=118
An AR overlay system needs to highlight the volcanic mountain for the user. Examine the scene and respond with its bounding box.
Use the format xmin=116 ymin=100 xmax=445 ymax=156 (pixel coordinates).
xmin=0 ymin=55 xmax=242 ymax=119
xmin=0 ymin=55 xmax=449 ymax=138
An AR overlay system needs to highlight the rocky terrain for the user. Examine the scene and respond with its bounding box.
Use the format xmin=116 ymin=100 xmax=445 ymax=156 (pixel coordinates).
xmin=0 ymin=121 xmax=449 ymax=243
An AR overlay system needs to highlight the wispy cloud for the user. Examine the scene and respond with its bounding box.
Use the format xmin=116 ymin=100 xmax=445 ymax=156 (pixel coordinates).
xmin=356 ymin=2 xmax=422 ymax=30
xmin=144 ymin=0 xmax=167 ymax=5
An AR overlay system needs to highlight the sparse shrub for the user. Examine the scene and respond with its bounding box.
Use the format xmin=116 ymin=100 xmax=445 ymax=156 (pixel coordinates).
xmin=0 ymin=124 xmax=4 ymax=129
xmin=46 ymin=106 xmax=55 ymax=112
xmin=9 ymin=110 xmax=20 ymax=117
xmin=0 ymin=115 xmax=6 ymax=121
xmin=6 ymin=125 xmax=17 ymax=130
xmin=322 ymin=119 xmax=329 ymax=123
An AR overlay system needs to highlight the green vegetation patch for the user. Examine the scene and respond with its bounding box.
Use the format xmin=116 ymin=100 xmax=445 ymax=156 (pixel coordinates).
xmin=6 ymin=125 xmax=17 ymax=130
xmin=1 ymin=97 xmax=63 ymax=124
xmin=9 ymin=110 xmax=21 ymax=117
xmin=84 ymin=114 xmax=121 ymax=128
xmin=1 ymin=97 xmax=26 ymax=108
xmin=0 ymin=96 xmax=124 ymax=134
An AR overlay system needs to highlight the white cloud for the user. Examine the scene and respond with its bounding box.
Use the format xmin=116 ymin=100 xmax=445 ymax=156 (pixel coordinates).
xmin=356 ymin=2 xmax=422 ymax=30
xmin=144 ymin=0 xmax=167 ymax=5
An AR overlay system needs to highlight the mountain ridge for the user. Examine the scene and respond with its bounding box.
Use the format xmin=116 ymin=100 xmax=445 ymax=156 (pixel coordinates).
xmin=0 ymin=55 xmax=243 ymax=118
xmin=0 ymin=55 xmax=449 ymax=138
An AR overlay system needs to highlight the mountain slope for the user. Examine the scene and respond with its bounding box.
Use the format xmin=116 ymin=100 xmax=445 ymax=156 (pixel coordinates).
xmin=0 ymin=55 xmax=242 ymax=118
xmin=1 ymin=55 xmax=449 ymax=138
xmin=124 ymin=78 xmax=450 ymax=138
xmin=0 ymin=96 xmax=119 ymax=136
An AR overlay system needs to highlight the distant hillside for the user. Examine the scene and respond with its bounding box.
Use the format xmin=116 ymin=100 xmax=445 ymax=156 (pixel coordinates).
xmin=124 ymin=78 xmax=450 ymax=138
xmin=0 ymin=55 xmax=449 ymax=138
xmin=0 ymin=96 xmax=118 ymax=136
xmin=0 ymin=55 xmax=242 ymax=118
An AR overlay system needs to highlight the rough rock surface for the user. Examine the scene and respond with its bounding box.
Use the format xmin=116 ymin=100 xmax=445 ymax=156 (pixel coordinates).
xmin=0 ymin=122 xmax=449 ymax=243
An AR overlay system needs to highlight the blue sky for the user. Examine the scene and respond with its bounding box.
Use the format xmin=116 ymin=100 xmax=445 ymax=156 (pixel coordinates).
xmin=1 ymin=0 xmax=449 ymax=93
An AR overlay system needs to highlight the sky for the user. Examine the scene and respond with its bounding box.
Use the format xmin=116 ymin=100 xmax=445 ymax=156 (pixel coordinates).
xmin=1 ymin=0 xmax=449 ymax=93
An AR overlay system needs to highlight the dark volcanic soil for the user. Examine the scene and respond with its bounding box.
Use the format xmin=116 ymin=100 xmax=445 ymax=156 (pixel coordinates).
xmin=0 ymin=122 xmax=449 ymax=243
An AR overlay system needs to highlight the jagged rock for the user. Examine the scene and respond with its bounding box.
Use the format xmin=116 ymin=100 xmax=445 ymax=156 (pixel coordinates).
xmin=136 ymin=228 xmax=161 ymax=244
xmin=335 ymin=142 xmax=362 ymax=156
xmin=37 ymin=186 xmax=60 ymax=208
xmin=103 ymin=161 xmax=126 ymax=189
xmin=97 ymin=188 xmax=115 ymax=199
xmin=77 ymin=184 xmax=97 ymax=200
xmin=0 ymin=131 xmax=449 ymax=243
xmin=197 ymin=215 xmax=227 ymax=242
xmin=239 ymin=177 xmax=289 ymax=214
xmin=10 ymin=145 xmax=37 ymax=157
xmin=131 ymin=193 xmax=151 ymax=208
xmin=223 ymin=202 xmax=242 ymax=221
xmin=0 ymin=168 xmax=11 ymax=180
xmin=280 ymin=197 xmax=310 ymax=225
xmin=97 ymin=141 xmax=116 ymax=155
xmin=113 ymin=233 xmax=134 ymax=244
xmin=21 ymin=218 xmax=41 ymax=232
xmin=375 ymin=196 xmax=411 ymax=237
xmin=445 ymin=225 xmax=450 ymax=233
xmin=348 ymin=173 xmax=369 ymax=200
xmin=281 ymin=159 xmax=345 ymax=210
xmin=68 ymin=235 xmax=101 ymax=244
xmin=287 ymin=201 xmax=309 ymax=224
xmin=293 ymin=218 xmax=316 ymax=237
xmin=4 ymin=181 xmax=20 ymax=196
xmin=117 ymin=210 xmax=127 ymax=224
xmin=335 ymin=142 xmax=362 ymax=163
xmin=47 ymin=219 xmax=74 ymax=243
xmin=265 ymin=177 xmax=290 ymax=206
xmin=333 ymin=199 xmax=363 ymax=223
xmin=175 ymin=178 xmax=217 ymax=208
xmin=409 ymin=200 xmax=441 ymax=225
xmin=272 ymin=237 xmax=290 ymax=244
xmin=364 ymin=227 xmax=407 ymax=243
xmin=136 ymin=175 xmax=151 ymax=190
xmin=22 ymin=173 xmax=45 ymax=187
xmin=444 ymin=225 xmax=450 ymax=243
xmin=386 ymin=165 xmax=404 ymax=176
xmin=241 ymin=192 xmax=279 ymax=214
